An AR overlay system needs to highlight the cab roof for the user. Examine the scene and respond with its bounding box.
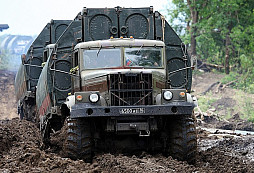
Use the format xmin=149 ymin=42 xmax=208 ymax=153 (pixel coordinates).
xmin=75 ymin=38 xmax=165 ymax=49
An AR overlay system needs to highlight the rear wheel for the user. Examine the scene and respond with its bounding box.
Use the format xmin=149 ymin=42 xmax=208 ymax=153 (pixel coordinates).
xmin=168 ymin=114 xmax=197 ymax=164
xmin=19 ymin=100 xmax=36 ymax=122
xmin=26 ymin=104 xmax=36 ymax=121
xmin=18 ymin=104 xmax=24 ymax=120
xmin=63 ymin=118 xmax=93 ymax=162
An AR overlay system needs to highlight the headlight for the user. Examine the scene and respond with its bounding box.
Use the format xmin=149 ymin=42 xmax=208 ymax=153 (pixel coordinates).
xmin=89 ymin=93 xmax=99 ymax=103
xmin=163 ymin=91 xmax=173 ymax=101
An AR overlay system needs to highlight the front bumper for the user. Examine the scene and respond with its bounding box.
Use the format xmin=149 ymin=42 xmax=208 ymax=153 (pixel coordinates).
xmin=70 ymin=102 xmax=194 ymax=118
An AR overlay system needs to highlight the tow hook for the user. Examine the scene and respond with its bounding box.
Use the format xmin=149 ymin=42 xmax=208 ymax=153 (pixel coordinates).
xmin=139 ymin=130 xmax=150 ymax=137
xmin=129 ymin=123 xmax=150 ymax=136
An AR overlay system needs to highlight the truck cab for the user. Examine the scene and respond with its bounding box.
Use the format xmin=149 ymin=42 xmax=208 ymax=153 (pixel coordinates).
xmin=67 ymin=38 xmax=194 ymax=116
xmin=64 ymin=38 xmax=196 ymax=163
xmin=72 ymin=38 xmax=165 ymax=104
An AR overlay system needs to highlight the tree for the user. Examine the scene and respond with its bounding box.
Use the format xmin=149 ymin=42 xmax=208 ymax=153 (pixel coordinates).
xmin=168 ymin=0 xmax=254 ymax=75
xmin=168 ymin=0 xmax=204 ymax=58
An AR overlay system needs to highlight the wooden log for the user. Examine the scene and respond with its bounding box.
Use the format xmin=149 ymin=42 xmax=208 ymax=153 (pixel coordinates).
xmin=201 ymin=81 xmax=220 ymax=95
xmin=221 ymin=80 xmax=237 ymax=90
xmin=215 ymin=82 xmax=222 ymax=93
xmin=196 ymin=105 xmax=204 ymax=120
xmin=205 ymin=63 xmax=224 ymax=69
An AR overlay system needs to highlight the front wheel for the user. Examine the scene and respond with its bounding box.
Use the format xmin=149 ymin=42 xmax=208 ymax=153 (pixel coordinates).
xmin=168 ymin=114 xmax=197 ymax=164
xmin=63 ymin=118 xmax=93 ymax=162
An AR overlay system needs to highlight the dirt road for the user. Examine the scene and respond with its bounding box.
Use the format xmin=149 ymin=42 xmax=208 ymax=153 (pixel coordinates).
xmin=0 ymin=70 xmax=17 ymax=120
xmin=0 ymin=70 xmax=254 ymax=172
xmin=1 ymin=119 xmax=253 ymax=172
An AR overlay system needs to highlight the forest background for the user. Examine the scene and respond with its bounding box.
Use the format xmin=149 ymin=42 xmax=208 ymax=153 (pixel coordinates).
xmin=168 ymin=0 xmax=254 ymax=93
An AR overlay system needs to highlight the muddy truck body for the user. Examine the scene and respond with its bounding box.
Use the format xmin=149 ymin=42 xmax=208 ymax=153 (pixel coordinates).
xmin=14 ymin=20 xmax=71 ymax=121
xmin=36 ymin=7 xmax=198 ymax=163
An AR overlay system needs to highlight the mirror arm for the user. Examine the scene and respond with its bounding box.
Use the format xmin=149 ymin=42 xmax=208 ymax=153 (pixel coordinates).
xmin=23 ymin=64 xmax=43 ymax=68
xmin=50 ymin=68 xmax=80 ymax=78
xmin=168 ymin=66 xmax=194 ymax=76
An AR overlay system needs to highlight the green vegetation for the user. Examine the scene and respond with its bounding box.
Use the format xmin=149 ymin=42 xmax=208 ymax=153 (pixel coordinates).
xmin=172 ymin=0 xmax=254 ymax=121
xmin=235 ymin=90 xmax=254 ymax=122
xmin=220 ymin=72 xmax=238 ymax=85
xmin=167 ymin=0 xmax=254 ymax=93
xmin=244 ymin=98 xmax=254 ymax=122
xmin=196 ymin=88 xmax=254 ymax=122
xmin=0 ymin=50 xmax=20 ymax=70
xmin=236 ymin=94 xmax=254 ymax=122
xmin=219 ymin=71 xmax=254 ymax=94
xmin=195 ymin=92 xmax=217 ymax=112
xmin=192 ymin=69 xmax=203 ymax=75
xmin=0 ymin=35 xmax=22 ymax=71
xmin=0 ymin=50 xmax=9 ymax=69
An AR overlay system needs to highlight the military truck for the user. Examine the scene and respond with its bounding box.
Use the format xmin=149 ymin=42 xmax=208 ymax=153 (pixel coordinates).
xmin=15 ymin=20 xmax=71 ymax=121
xmin=35 ymin=7 xmax=197 ymax=164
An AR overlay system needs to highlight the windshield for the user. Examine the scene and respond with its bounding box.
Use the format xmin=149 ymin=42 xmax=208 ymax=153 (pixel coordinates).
xmin=124 ymin=47 xmax=163 ymax=68
xmin=83 ymin=48 xmax=121 ymax=69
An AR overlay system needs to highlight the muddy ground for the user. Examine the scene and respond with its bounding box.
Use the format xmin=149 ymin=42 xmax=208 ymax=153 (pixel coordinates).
xmin=0 ymin=70 xmax=17 ymax=120
xmin=0 ymin=70 xmax=254 ymax=172
xmin=192 ymin=72 xmax=254 ymax=131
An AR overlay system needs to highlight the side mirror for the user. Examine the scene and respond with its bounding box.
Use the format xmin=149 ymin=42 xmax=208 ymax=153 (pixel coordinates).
xmin=21 ymin=54 xmax=26 ymax=65
xmin=70 ymin=66 xmax=79 ymax=74
xmin=41 ymin=62 xmax=46 ymax=67
xmin=191 ymin=55 xmax=197 ymax=70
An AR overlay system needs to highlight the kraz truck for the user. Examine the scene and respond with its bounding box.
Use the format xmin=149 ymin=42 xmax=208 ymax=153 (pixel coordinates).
xmin=34 ymin=7 xmax=197 ymax=164
xmin=15 ymin=20 xmax=71 ymax=121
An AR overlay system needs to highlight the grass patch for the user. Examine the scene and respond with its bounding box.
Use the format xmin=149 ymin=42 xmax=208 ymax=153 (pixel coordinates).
xmin=196 ymin=92 xmax=217 ymax=112
xmin=233 ymin=90 xmax=254 ymax=122
xmin=211 ymin=68 xmax=223 ymax=74
xmin=192 ymin=69 xmax=204 ymax=75
xmin=243 ymin=98 xmax=254 ymax=122
xmin=224 ymin=108 xmax=234 ymax=120
xmin=220 ymin=71 xmax=239 ymax=85
xmin=0 ymin=50 xmax=21 ymax=71
xmin=219 ymin=70 xmax=254 ymax=94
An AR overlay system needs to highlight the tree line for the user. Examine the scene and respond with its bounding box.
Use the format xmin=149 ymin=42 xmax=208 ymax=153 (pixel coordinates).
xmin=168 ymin=0 xmax=254 ymax=91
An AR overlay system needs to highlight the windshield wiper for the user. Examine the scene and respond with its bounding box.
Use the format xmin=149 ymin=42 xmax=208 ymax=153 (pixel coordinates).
xmin=136 ymin=44 xmax=144 ymax=55
xmin=97 ymin=46 xmax=102 ymax=57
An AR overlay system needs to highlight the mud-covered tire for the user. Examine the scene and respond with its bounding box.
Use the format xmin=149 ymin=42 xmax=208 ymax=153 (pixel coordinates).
xmin=26 ymin=105 xmax=36 ymax=122
xmin=168 ymin=115 xmax=197 ymax=164
xmin=21 ymin=101 xmax=36 ymax=122
xmin=18 ymin=105 xmax=25 ymax=120
xmin=63 ymin=118 xmax=93 ymax=162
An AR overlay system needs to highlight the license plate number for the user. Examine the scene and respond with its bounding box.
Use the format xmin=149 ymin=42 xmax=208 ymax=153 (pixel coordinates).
xmin=120 ymin=108 xmax=145 ymax=114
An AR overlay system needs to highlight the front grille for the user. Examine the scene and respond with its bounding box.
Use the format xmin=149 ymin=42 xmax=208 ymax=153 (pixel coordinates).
xmin=109 ymin=73 xmax=153 ymax=106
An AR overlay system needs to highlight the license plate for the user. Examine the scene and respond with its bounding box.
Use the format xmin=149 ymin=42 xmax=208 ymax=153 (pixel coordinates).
xmin=119 ymin=108 xmax=145 ymax=114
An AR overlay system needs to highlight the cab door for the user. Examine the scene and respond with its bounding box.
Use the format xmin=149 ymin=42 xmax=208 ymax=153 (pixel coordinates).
xmin=72 ymin=50 xmax=80 ymax=92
